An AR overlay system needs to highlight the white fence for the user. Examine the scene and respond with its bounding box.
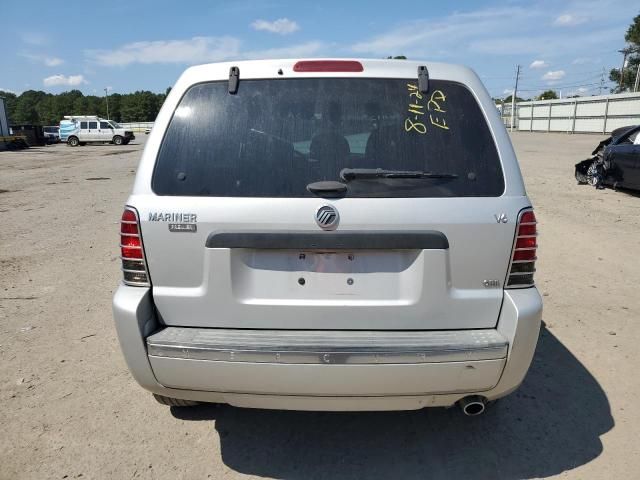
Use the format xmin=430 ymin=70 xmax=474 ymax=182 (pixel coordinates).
xmin=501 ymin=92 xmax=640 ymax=134
xmin=120 ymin=95 xmax=640 ymax=136
xmin=119 ymin=121 xmax=154 ymax=133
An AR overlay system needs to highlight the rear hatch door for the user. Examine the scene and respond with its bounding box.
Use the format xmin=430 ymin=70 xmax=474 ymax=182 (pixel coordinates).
xmin=137 ymin=74 xmax=527 ymax=330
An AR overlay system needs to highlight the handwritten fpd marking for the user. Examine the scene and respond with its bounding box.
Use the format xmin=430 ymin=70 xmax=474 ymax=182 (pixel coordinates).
xmin=427 ymin=90 xmax=449 ymax=130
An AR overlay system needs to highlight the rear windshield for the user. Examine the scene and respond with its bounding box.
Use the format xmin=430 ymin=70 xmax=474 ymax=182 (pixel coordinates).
xmin=153 ymin=78 xmax=504 ymax=197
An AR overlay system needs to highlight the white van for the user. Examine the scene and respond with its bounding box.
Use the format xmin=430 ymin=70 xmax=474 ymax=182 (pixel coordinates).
xmin=60 ymin=116 xmax=135 ymax=146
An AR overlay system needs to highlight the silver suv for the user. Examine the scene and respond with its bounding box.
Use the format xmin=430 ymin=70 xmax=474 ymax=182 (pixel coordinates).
xmin=113 ymin=59 xmax=542 ymax=415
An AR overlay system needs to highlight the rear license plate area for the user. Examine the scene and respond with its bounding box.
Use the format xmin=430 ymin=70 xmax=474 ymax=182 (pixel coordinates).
xmin=229 ymin=249 xmax=423 ymax=301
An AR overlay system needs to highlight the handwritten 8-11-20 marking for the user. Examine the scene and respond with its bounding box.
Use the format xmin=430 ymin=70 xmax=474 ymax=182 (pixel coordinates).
xmin=404 ymin=84 xmax=450 ymax=134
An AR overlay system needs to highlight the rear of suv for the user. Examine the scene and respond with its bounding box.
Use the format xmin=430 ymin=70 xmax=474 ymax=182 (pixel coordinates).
xmin=113 ymin=59 xmax=542 ymax=414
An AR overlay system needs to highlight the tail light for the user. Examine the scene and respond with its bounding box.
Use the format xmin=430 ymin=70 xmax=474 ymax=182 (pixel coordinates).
xmin=506 ymin=209 xmax=537 ymax=288
xmin=120 ymin=207 xmax=150 ymax=286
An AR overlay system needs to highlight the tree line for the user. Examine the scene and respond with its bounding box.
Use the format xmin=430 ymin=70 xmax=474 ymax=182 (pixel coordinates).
xmin=0 ymin=88 xmax=171 ymax=126
xmin=609 ymin=13 xmax=640 ymax=92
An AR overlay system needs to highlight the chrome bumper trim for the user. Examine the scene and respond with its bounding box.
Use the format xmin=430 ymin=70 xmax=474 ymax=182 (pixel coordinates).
xmin=147 ymin=328 xmax=508 ymax=365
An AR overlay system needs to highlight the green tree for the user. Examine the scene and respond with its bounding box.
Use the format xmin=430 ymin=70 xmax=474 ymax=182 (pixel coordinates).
xmin=503 ymin=94 xmax=527 ymax=103
xmin=0 ymin=89 xmax=166 ymax=125
xmin=609 ymin=13 xmax=640 ymax=92
xmin=106 ymin=93 xmax=122 ymax=121
xmin=537 ymin=90 xmax=558 ymax=100
xmin=0 ymin=90 xmax=18 ymax=123
xmin=12 ymin=90 xmax=47 ymax=124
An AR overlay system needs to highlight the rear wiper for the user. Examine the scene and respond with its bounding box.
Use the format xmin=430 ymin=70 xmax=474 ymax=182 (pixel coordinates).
xmin=340 ymin=168 xmax=458 ymax=181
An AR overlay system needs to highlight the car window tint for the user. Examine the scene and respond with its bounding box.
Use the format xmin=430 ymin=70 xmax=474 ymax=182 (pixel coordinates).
xmin=153 ymin=79 xmax=504 ymax=198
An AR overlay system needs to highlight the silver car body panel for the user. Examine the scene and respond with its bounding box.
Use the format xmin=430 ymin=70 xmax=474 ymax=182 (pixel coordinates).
xmin=112 ymin=285 xmax=541 ymax=410
xmin=113 ymin=58 xmax=542 ymax=410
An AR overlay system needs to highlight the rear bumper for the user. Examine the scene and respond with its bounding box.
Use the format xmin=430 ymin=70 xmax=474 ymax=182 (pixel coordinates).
xmin=112 ymin=287 xmax=541 ymax=410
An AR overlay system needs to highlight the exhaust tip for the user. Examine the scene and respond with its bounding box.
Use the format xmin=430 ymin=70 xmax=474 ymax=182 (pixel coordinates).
xmin=458 ymin=395 xmax=487 ymax=416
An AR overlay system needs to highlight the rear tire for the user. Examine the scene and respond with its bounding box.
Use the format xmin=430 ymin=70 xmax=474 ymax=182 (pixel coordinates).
xmin=113 ymin=135 xmax=124 ymax=145
xmin=68 ymin=136 xmax=79 ymax=147
xmin=153 ymin=394 xmax=199 ymax=407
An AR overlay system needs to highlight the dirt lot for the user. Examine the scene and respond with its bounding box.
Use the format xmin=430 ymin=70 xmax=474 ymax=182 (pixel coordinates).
xmin=1 ymin=133 xmax=639 ymax=479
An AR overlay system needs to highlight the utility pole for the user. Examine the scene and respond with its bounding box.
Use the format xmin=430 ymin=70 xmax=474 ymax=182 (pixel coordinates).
xmin=618 ymin=47 xmax=633 ymax=92
xmin=634 ymin=64 xmax=640 ymax=92
xmin=510 ymin=64 xmax=521 ymax=133
xmin=599 ymin=67 xmax=605 ymax=95
xmin=104 ymin=88 xmax=110 ymax=120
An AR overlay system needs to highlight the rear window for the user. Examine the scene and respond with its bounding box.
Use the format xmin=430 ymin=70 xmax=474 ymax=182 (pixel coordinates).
xmin=153 ymin=78 xmax=504 ymax=197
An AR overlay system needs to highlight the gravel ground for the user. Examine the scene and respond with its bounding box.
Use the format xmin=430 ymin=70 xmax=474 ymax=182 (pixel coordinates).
xmin=1 ymin=133 xmax=639 ymax=479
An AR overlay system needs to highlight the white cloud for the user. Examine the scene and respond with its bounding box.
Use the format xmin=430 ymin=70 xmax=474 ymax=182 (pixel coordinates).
xmin=21 ymin=32 xmax=48 ymax=46
xmin=87 ymin=36 xmax=325 ymax=66
xmin=43 ymin=74 xmax=88 ymax=87
xmin=86 ymin=36 xmax=241 ymax=66
xmin=251 ymin=18 xmax=300 ymax=35
xmin=244 ymin=41 xmax=325 ymax=59
xmin=349 ymin=3 xmax=622 ymax=60
xmin=529 ymin=60 xmax=548 ymax=69
xmin=572 ymin=57 xmax=601 ymax=65
xmin=554 ymin=14 xmax=587 ymax=26
xmin=503 ymin=89 xmax=514 ymax=95
xmin=44 ymin=57 xmax=64 ymax=67
xmin=20 ymin=53 xmax=64 ymax=66
xmin=350 ymin=7 xmax=545 ymax=56
xmin=0 ymin=87 xmax=17 ymax=95
xmin=541 ymin=70 xmax=566 ymax=81
xmin=566 ymin=86 xmax=590 ymax=96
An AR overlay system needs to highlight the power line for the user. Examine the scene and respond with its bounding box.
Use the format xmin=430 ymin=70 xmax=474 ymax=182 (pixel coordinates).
xmin=518 ymin=73 xmax=603 ymax=89
xmin=517 ymin=80 xmax=603 ymax=92
xmin=487 ymin=72 xmax=611 ymax=93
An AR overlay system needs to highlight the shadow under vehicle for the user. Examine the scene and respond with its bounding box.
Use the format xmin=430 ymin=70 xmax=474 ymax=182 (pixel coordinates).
xmin=576 ymin=125 xmax=640 ymax=191
xmin=170 ymin=324 xmax=613 ymax=480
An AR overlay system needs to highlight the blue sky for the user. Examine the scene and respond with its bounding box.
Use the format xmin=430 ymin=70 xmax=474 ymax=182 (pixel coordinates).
xmin=1 ymin=0 xmax=637 ymax=99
